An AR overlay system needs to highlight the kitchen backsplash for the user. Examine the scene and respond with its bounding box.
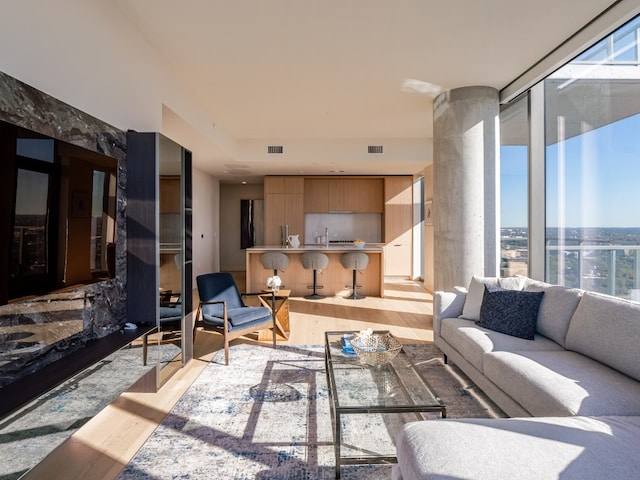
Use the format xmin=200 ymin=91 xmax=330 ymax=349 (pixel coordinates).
xmin=304 ymin=213 xmax=382 ymax=243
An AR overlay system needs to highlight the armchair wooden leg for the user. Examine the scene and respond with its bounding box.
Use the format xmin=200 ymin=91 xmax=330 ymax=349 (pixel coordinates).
xmin=224 ymin=337 xmax=230 ymax=365
xmin=193 ymin=304 xmax=202 ymax=342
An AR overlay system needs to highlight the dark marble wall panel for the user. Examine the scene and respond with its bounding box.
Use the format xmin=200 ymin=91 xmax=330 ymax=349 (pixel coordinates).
xmin=0 ymin=71 xmax=128 ymax=387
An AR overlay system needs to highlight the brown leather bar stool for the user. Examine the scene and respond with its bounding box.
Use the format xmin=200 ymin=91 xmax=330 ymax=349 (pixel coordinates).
xmin=341 ymin=252 xmax=369 ymax=299
xmin=301 ymin=252 xmax=329 ymax=299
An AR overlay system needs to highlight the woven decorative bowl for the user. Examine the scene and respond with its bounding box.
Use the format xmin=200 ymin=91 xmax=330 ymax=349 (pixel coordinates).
xmin=350 ymin=332 xmax=402 ymax=366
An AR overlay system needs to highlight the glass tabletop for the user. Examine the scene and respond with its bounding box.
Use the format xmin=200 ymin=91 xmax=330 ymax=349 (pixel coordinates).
xmin=324 ymin=331 xmax=445 ymax=412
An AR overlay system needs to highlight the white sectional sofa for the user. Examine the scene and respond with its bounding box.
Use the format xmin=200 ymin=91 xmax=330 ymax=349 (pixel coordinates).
xmin=393 ymin=276 xmax=640 ymax=480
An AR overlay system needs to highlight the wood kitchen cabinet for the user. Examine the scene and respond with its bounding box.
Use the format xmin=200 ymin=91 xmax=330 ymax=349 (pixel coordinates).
xmin=384 ymin=176 xmax=413 ymax=276
xmin=328 ymin=179 xmax=345 ymax=212
xmin=265 ymin=176 xmax=304 ymax=195
xmin=305 ymin=177 xmax=383 ymax=213
xmin=264 ymin=176 xmax=305 ymax=245
xmin=341 ymin=178 xmax=383 ymax=213
xmin=304 ymin=178 xmax=329 ymax=212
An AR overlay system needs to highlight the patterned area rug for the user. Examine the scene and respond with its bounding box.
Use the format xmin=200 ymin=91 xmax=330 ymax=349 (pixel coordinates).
xmin=118 ymin=343 xmax=504 ymax=480
xmin=1 ymin=342 xmax=181 ymax=480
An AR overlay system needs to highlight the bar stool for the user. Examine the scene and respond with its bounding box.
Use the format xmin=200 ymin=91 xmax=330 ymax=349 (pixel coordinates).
xmin=341 ymin=252 xmax=369 ymax=299
xmin=301 ymin=252 xmax=329 ymax=299
xmin=261 ymin=252 xmax=290 ymax=277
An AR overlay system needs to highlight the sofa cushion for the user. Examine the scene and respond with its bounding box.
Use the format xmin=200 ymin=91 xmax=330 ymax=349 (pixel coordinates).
xmin=433 ymin=289 xmax=467 ymax=338
xmin=460 ymin=275 xmax=526 ymax=321
xmin=524 ymin=282 xmax=583 ymax=347
xmin=440 ymin=317 xmax=564 ymax=373
xmin=484 ymin=350 xmax=640 ymax=416
xmin=565 ymin=291 xmax=640 ymax=382
xmin=476 ymin=285 xmax=543 ymax=340
xmin=394 ymin=416 xmax=640 ymax=480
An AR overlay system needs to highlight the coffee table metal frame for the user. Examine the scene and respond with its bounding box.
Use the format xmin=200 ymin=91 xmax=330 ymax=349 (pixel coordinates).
xmin=324 ymin=330 xmax=446 ymax=479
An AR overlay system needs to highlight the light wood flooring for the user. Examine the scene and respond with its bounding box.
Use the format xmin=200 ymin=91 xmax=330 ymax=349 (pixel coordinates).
xmin=23 ymin=276 xmax=433 ymax=480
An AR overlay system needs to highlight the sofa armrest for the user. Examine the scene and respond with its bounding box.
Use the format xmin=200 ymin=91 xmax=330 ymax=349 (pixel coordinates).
xmin=434 ymin=288 xmax=467 ymax=338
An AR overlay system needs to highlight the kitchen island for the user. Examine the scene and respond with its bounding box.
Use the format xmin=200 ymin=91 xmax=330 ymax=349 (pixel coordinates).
xmin=246 ymin=245 xmax=384 ymax=297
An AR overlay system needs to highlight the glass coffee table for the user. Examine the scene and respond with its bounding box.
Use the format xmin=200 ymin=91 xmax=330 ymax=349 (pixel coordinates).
xmin=324 ymin=330 xmax=446 ymax=479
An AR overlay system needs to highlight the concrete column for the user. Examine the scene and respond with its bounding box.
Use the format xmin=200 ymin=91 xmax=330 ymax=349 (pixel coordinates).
xmin=433 ymin=86 xmax=499 ymax=291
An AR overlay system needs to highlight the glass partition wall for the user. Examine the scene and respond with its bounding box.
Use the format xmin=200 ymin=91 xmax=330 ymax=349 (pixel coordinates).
xmin=500 ymin=15 xmax=640 ymax=300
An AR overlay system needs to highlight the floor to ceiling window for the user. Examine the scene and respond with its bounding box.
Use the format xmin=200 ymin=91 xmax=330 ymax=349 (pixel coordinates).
xmin=501 ymin=15 xmax=640 ymax=299
xmin=499 ymin=94 xmax=530 ymax=278
xmin=544 ymin=15 xmax=640 ymax=299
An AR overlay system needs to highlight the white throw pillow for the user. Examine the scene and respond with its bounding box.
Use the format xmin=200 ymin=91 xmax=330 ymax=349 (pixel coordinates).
xmin=460 ymin=275 xmax=526 ymax=321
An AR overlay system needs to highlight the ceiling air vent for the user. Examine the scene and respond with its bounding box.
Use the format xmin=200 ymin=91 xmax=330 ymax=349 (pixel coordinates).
xmin=368 ymin=145 xmax=383 ymax=154
xmin=267 ymin=145 xmax=284 ymax=154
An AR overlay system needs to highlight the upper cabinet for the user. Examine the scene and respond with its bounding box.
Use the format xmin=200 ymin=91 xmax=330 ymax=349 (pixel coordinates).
xmin=264 ymin=176 xmax=304 ymax=194
xmin=304 ymin=178 xmax=329 ymax=212
xmin=304 ymin=177 xmax=383 ymax=213
xmin=338 ymin=178 xmax=384 ymax=213
xmin=264 ymin=176 xmax=305 ymax=245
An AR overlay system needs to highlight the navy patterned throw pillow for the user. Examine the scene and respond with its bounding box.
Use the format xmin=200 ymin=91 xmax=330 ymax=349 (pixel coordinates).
xmin=476 ymin=285 xmax=544 ymax=340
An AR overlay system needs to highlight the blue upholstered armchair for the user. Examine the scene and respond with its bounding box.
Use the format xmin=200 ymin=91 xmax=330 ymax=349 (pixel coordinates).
xmin=195 ymin=272 xmax=276 ymax=364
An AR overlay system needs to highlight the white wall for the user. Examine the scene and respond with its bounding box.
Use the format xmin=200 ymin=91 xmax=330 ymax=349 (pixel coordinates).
xmin=219 ymin=184 xmax=264 ymax=271
xmin=423 ymin=164 xmax=435 ymax=292
xmin=192 ymin=169 xmax=220 ymax=283
xmin=0 ymin=0 xmax=227 ymax=169
xmin=0 ymin=1 xmax=228 ymax=287
xmin=412 ymin=175 xmax=424 ymax=281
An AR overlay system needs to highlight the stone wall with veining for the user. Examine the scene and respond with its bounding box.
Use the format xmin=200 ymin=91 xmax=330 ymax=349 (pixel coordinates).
xmin=0 ymin=71 xmax=127 ymax=387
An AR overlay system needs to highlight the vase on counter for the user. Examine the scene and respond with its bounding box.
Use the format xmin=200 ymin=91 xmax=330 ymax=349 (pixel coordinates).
xmin=288 ymin=234 xmax=300 ymax=248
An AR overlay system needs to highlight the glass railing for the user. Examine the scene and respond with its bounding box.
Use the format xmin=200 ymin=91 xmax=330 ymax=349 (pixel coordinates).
xmin=501 ymin=243 xmax=640 ymax=300
xmin=546 ymin=244 xmax=640 ymax=300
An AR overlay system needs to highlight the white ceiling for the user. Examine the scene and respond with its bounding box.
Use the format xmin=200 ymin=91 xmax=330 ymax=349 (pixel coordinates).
xmin=113 ymin=0 xmax=617 ymax=182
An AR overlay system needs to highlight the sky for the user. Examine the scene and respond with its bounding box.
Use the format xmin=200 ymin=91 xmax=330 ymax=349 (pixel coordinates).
xmin=501 ymin=14 xmax=640 ymax=230
xmin=501 ymin=111 xmax=640 ymax=229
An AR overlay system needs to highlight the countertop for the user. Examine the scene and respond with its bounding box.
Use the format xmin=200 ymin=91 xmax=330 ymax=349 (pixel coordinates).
xmin=247 ymin=244 xmax=384 ymax=252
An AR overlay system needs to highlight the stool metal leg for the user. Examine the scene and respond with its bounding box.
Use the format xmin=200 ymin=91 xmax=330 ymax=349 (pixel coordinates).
xmin=305 ymin=269 xmax=325 ymax=300
xmin=346 ymin=269 xmax=365 ymax=300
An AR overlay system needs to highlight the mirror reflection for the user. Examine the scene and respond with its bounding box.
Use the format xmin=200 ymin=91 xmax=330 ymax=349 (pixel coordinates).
xmin=0 ymin=121 xmax=121 ymax=392
xmin=156 ymin=136 xmax=186 ymax=382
